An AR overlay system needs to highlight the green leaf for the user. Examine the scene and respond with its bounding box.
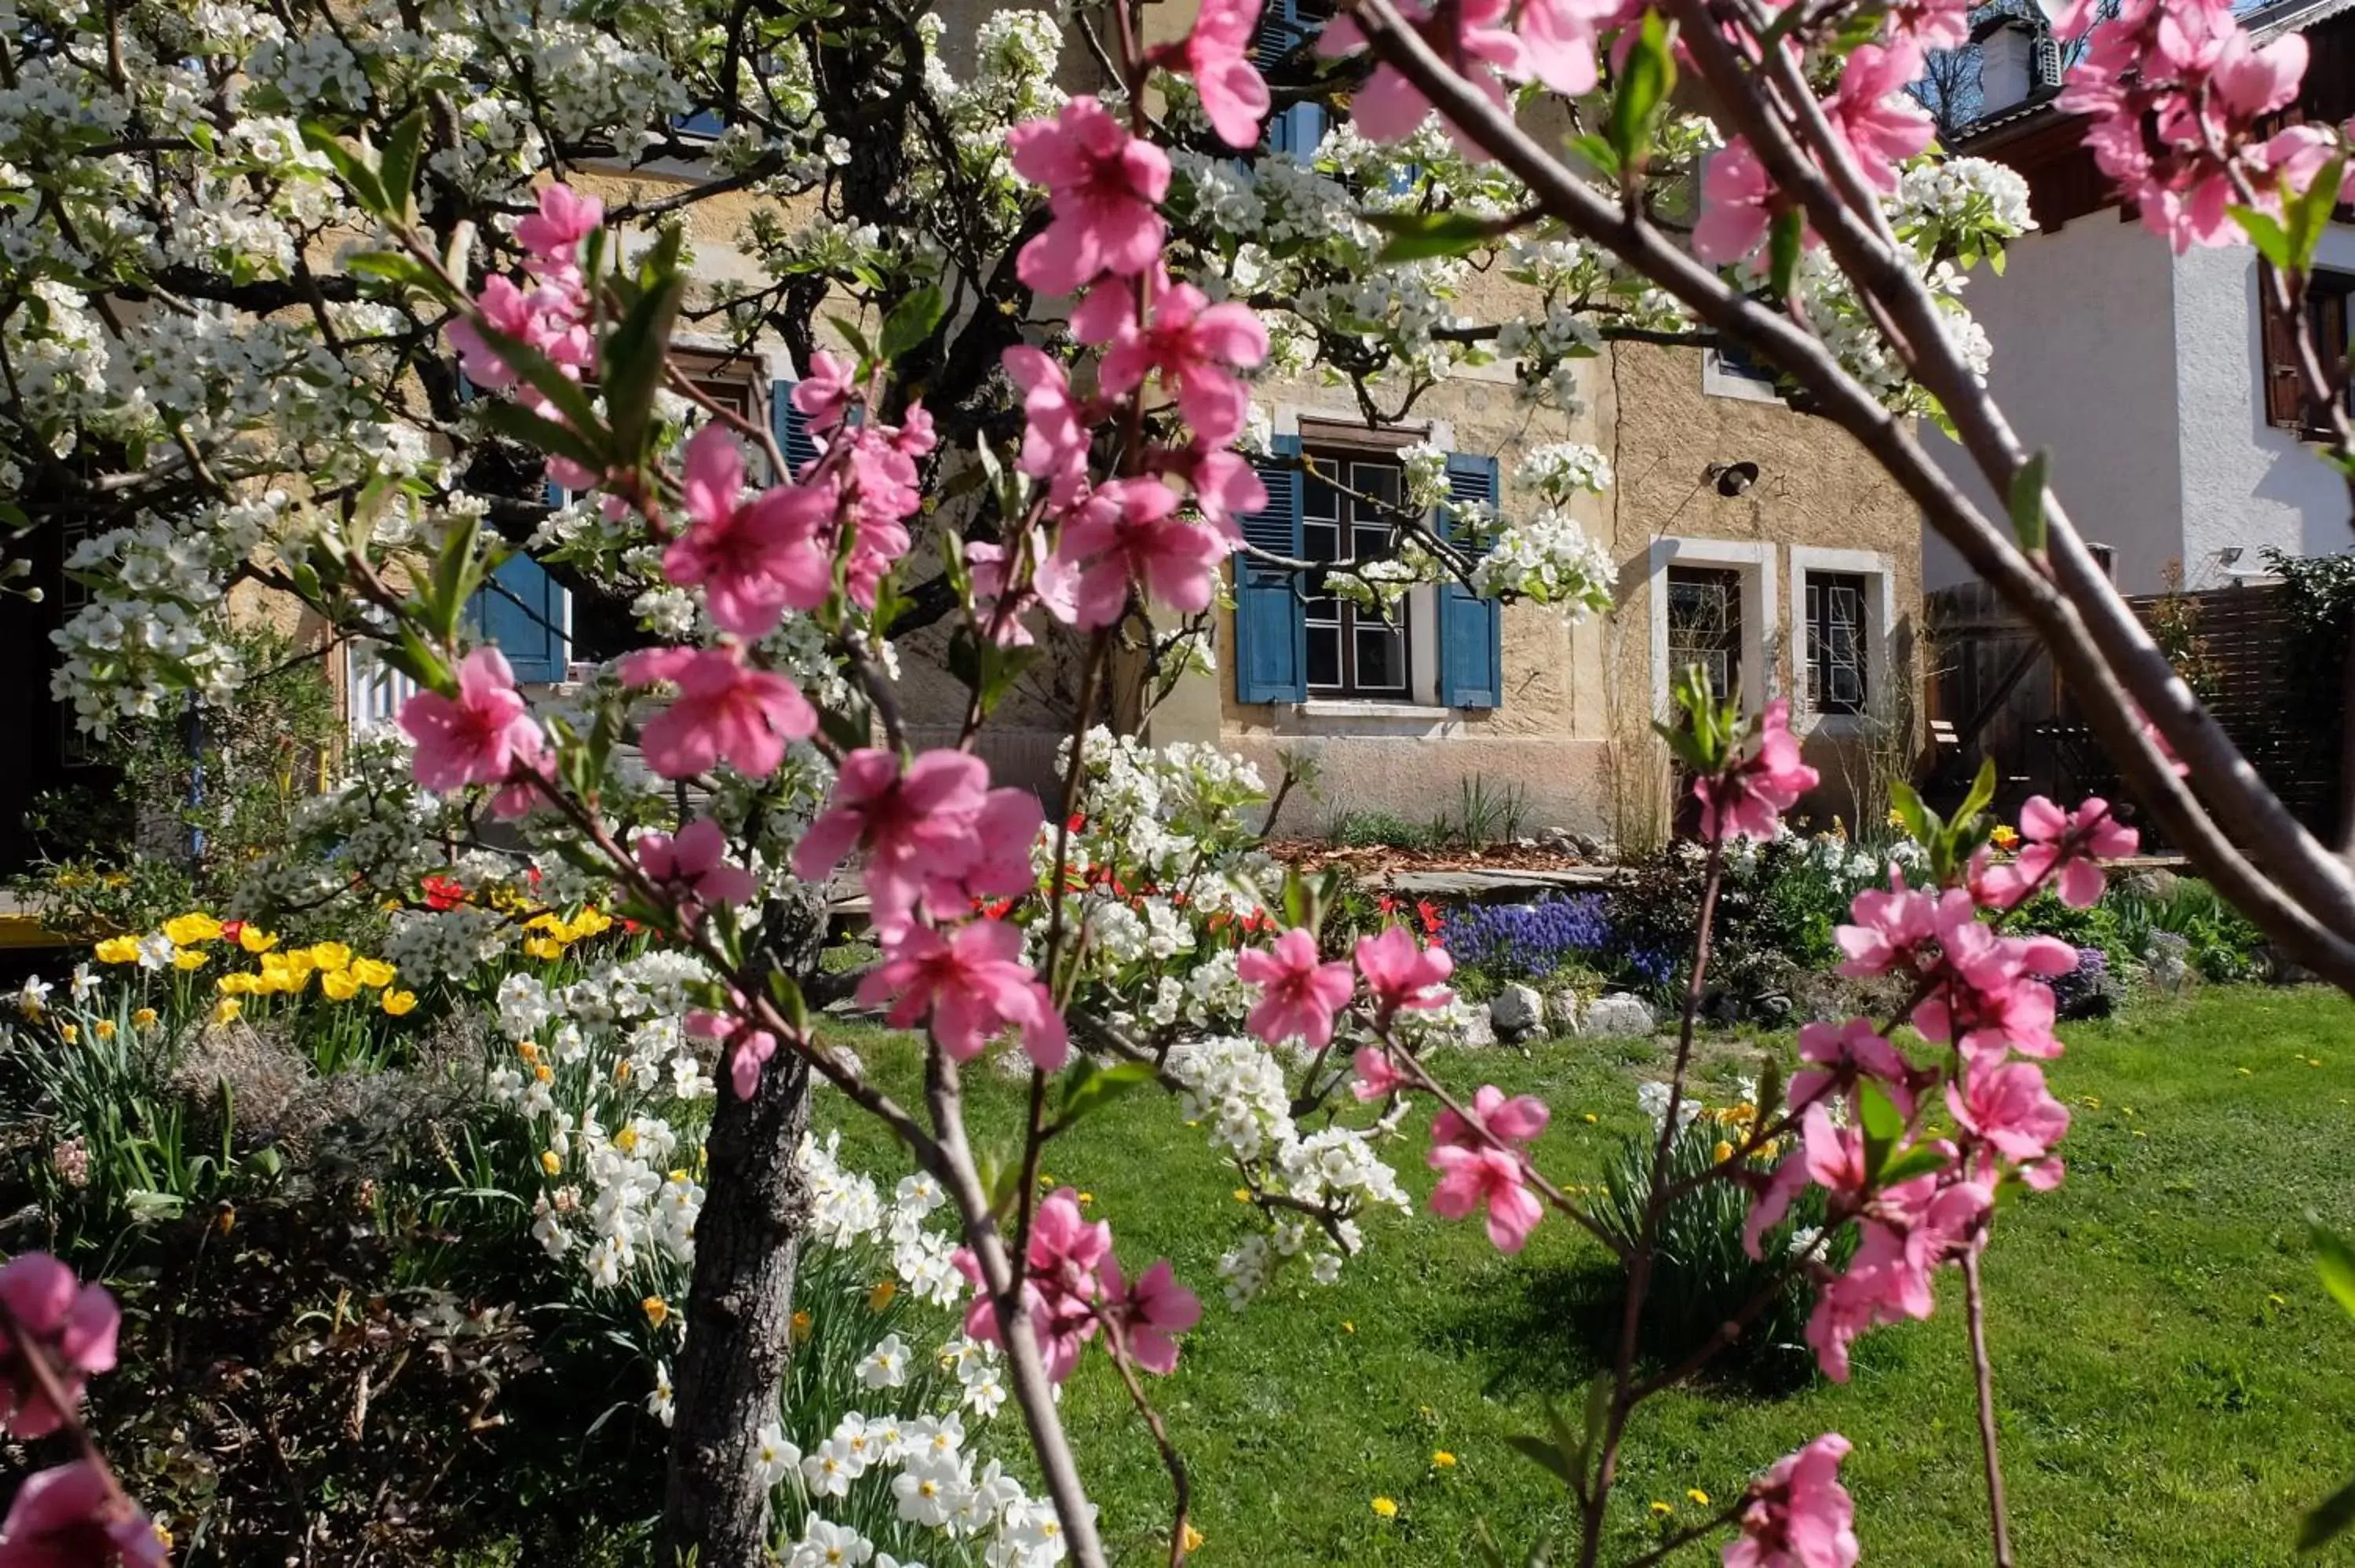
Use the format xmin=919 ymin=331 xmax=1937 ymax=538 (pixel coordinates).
xmin=477 ymin=398 xmax=610 ymax=475
xmin=2286 ymin=158 xmax=2347 ymax=273
xmin=601 ymin=271 xmax=687 ymax=461
xmin=1857 ymin=1080 xmax=1904 ymax=1180
xmin=299 ymin=121 xmax=386 ymax=216
xmin=1956 ymin=755 xmax=1999 ymax=827
xmin=1608 ymin=11 xmax=1676 ymax=173
xmin=1565 ymin=132 xmax=1622 ymax=181
xmin=2302 ymin=1471 xmax=2355 ymax=1551
xmin=1876 ymin=1145 xmax=1950 ymax=1186
xmin=1058 ymin=1059 xmax=1156 ymax=1125
xmin=825 ymin=314 xmax=875 ymax=363
xmin=1368 ymin=210 xmax=1500 ymax=264
xmin=2314 ymin=1223 xmax=2355 ymax=1322
xmin=1471 ymin=1524 xmax=1511 ymax=1568
xmin=1754 ymin=1055 xmax=1784 ymax=1129
xmin=1504 ymin=1434 xmax=1579 ymax=1486
xmin=879 ymin=283 xmax=948 ymax=363
xmin=1886 ymin=779 xmax=1931 ymax=844
xmin=378 ymin=109 xmax=427 ymax=224
xmin=1769 ymin=208 xmax=1805 ymax=298
xmin=2232 ymin=206 xmax=2295 ymax=270
xmin=345 ymin=250 xmax=447 ymax=297
xmin=2008 ymin=449 xmax=2050 ymax=555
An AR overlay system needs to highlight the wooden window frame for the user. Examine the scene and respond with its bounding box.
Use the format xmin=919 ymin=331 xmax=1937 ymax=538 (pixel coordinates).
xmin=1300 ymin=450 xmax=1413 ymax=699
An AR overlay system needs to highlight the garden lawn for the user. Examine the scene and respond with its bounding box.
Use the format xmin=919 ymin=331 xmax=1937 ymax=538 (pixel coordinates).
xmin=822 ymin=987 xmax=2355 ymax=1567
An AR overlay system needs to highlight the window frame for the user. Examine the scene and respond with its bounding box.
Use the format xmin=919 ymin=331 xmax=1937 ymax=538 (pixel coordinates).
xmin=1299 ymin=450 xmax=1415 ymax=699
xmin=1648 ymin=538 xmax=1776 ymax=720
xmin=1787 ymin=546 xmax=1896 ymax=734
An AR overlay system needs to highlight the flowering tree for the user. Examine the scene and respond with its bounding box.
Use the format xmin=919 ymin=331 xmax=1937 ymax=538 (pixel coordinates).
xmin=16 ymin=0 xmax=2355 ymax=1563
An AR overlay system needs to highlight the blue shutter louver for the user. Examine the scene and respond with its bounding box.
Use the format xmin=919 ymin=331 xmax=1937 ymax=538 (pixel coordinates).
xmin=1255 ymin=0 xmax=1327 ymax=158
xmin=1437 ymin=450 xmax=1504 ymax=710
xmin=469 ymin=550 xmax=571 ymax=684
xmin=1233 ymin=433 xmax=1307 ymax=704
xmin=773 ymin=380 xmax=822 ymax=476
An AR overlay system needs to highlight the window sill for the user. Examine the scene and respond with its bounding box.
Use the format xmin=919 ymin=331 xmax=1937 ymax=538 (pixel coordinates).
xmin=1795 ymin=710 xmax=1871 ymax=736
xmin=1294 ymin=699 xmax=1455 ymax=720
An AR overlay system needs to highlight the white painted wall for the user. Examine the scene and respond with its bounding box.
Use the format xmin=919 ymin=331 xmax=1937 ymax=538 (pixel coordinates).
xmin=1923 ymin=212 xmax=2185 ymax=593
xmin=2171 ymin=229 xmax=2355 ymax=588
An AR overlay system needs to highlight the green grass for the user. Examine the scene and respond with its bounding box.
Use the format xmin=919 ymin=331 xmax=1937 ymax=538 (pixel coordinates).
xmin=820 ymin=987 xmax=2355 ymax=1567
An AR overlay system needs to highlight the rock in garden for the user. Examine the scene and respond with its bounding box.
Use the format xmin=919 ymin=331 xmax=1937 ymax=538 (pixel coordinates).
xmin=1546 ymin=990 xmax=1583 ymax=1035
xmin=2144 ymin=932 xmax=2193 ymax=995
xmin=1583 ymin=993 xmax=1656 ymax=1038
xmin=1458 ymin=1010 xmax=1498 ymax=1049
xmin=2121 ymin=868 xmax=2179 ymax=903
xmin=1489 ymin=984 xmax=1544 ymax=1041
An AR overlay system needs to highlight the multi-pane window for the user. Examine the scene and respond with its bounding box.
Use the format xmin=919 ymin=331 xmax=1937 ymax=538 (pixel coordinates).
xmin=1806 ymin=571 xmax=1871 ymax=716
xmin=1302 ymin=455 xmax=1409 ymax=697
xmin=1666 ymin=565 xmax=1744 ymax=702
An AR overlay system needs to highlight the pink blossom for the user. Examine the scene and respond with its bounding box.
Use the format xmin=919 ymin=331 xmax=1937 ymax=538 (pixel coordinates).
xmin=1833 ymin=873 xmax=1937 ymax=976
xmin=1316 ymin=0 xmax=1525 ymax=159
xmin=1175 ymin=447 xmax=1269 ymax=542
xmin=688 ymin=1005 xmax=780 ymax=1099
xmin=1693 ymin=140 xmax=1778 ymax=265
xmin=1236 ymin=927 xmax=1356 ymax=1048
xmin=1742 ymin=1152 xmax=1816 ymax=1261
xmin=400 ymin=648 xmax=547 ymax=800
xmin=635 ymin=817 xmax=756 ymax=913
xmin=1002 ymin=347 xmax=1091 ymax=495
xmin=1946 ymin=1060 xmax=2071 ymax=1163
xmin=1791 ymin=1017 xmax=1912 ymax=1118
xmin=0 ymin=1463 xmax=166 ymax=1568
xmin=1825 ymin=43 xmax=1934 ymax=193
xmin=1807 ymin=1172 xmax=1988 ymax=1380
xmin=1102 ymin=1256 xmax=1201 ymax=1375
xmin=2013 ymin=795 xmax=2137 ymax=909
xmin=968 ymin=529 xmax=1080 ymax=645
xmin=793 ymin=749 xmax=992 ymax=921
xmin=663 ymin=425 xmax=835 ymax=636
xmin=829 ymin=426 xmax=922 ymax=607
xmin=1744 ymin=1103 xmax=1868 ymax=1260
xmin=791 ymin=351 xmax=859 ymax=437
xmin=1515 ymin=0 xmax=1615 ymax=95
xmin=1429 ymin=1144 xmax=1543 ymax=1252
xmin=0 ymin=1254 xmax=118 ymax=1439
xmin=515 ymin=183 xmax=603 ymax=266
xmin=1433 ymin=1083 xmax=1551 ymax=1151
xmin=954 ymin=1188 xmax=1108 ymax=1382
xmin=446 ymin=275 xmax=542 ymax=392
xmin=621 ymin=645 xmax=816 ymax=781
xmin=1097 ymin=283 xmax=1269 ymax=446
xmin=1007 ymin=97 xmax=1171 ymax=296
xmin=1353 ymin=926 xmax=1455 ymax=1016
xmin=1351 ymin=1045 xmax=1409 ymax=1102
xmin=1695 ymin=698 xmax=1818 ymax=842
xmin=1723 ymin=1434 xmax=1860 ymax=1568
xmin=1181 ymin=0 xmax=1272 ymax=150
xmin=856 ymin=918 xmax=1068 ymax=1070
xmin=1054 ymin=476 xmax=1227 ymax=627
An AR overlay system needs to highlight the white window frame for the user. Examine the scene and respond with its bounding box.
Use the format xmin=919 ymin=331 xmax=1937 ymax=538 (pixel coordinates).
xmin=1702 ymin=346 xmax=1783 ymax=403
xmin=1648 ymin=538 xmax=1777 ymax=720
xmin=1787 ymin=545 xmax=1897 ymax=735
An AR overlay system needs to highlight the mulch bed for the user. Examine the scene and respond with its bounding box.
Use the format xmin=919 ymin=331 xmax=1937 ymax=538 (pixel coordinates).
xmin=1263 ymin=841 xmax=1608 ymax=877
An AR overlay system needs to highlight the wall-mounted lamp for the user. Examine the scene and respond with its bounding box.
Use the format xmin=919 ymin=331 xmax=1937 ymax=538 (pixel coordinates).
xmin=1707 ymin=460 xmax=1761 ymax=498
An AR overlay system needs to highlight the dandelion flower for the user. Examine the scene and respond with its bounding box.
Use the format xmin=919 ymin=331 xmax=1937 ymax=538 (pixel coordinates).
xmin=1433 ymin=1450 xmax=1457 ymax=1468
xmin=1371 ymin=1497 xmax=1398 ymax=1519
xmin=1649 ymin=1501 xmax=1674 ymax=1518
xmin=1687 ymin=1488 xmax=1711 ymax=1506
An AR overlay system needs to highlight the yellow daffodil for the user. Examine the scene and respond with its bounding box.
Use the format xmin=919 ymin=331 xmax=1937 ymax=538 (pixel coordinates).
xmin=349 ymin=957 xmax=396 ymax=988
xmin=1182 ymin=1526 xmax=1205 ymax=1552
xmin=93 ymin=1019 xmax=118 ymax=1041
xmin=238 ymin=925 xmax=278 ymax=954
xmin=540 ymin=1150 xmax=562 ymax=1176
xmin=306 ymin=942 xmax=352 ymax=972
xmin=642 ymin=1296 xmax=670 ymax=1329
xmin=212 ymin=998 xmax=243 ymax=1026
xmin=1990 ymin=823 xmax=2020 ymax=851
xmin=320 ymin=970 xmax=362 ymax=1001
xmin=60 ymin=1024 xmax=77 ymax=1044
xmin=869 ymin=1280 xmax=898 ymax=1312
xmin=1433 ymin=1450 xmax=1458 ymax=1469
xmin=381 ymin=990 xmax=418 ymax=1017
xmin=524 ymin=936 xmax=566 ymax=961
xmin=173 ymin=949 xmax=210 ymax=972
xmin=162 ymin=912 xmax=222 ymax=946
xmin=93 ymin=937 xmax=140 ymax=965
xmin=1371 ymin=1497 xmax=1398 ymax=1519
xmin=132 ymin=1007 xmax=158 ymax=1029
xmin=1713 ymin=1140 xmax=1736 ymax=1164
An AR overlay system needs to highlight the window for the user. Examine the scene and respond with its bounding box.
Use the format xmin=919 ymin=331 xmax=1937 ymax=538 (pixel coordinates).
xmin=1666 ymin=565 xmax=1744 ymax=701
xmin=1302 ymin=456 xmax=1410 ymax=696
xmin=2262 ymin=264 xmax=2353 ymax=438
xmin=1805 ymin=571 xmax=1871 ymax=716
xmin=1703 ymin=338 xmax=1782 ymax=403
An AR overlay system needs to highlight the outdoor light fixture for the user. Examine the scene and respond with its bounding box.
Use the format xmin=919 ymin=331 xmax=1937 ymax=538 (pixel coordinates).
xmin=1710 ymin=460 xmax=1761 ymax=497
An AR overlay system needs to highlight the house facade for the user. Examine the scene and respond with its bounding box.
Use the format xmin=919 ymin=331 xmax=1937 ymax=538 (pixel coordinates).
xmin=1922 ymin=0 xmax=2355 ymax=598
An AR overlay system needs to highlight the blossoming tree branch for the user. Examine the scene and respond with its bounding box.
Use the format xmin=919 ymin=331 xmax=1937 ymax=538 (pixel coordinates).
xmin=9 ymin=0 xmax=2355 ymax=1563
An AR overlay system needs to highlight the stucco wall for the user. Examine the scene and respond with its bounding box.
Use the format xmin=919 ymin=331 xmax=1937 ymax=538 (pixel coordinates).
xmin=2172 ymin=228 xmax=2355 ymax=586
xmin=1920 ymin=211 xmax=2185 ymax=594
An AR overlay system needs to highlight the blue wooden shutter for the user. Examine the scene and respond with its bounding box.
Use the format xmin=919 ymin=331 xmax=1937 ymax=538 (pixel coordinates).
xmin=1437 ymin=451 xmax=1503 ymax=710
xmin=1234 ymin=434 xmax=1306 ymax=704
xmin=773 ymin=380 xmax=822 ymax=476
xmin=1256 ymin=0 xmax=1327 ymax=157
xmin=469 ymin=541 xmax=570 ymax=684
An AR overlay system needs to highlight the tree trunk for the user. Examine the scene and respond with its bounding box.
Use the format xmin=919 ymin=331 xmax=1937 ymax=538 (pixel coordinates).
xmin=661 ymin=894 xmax=826 ymax=1568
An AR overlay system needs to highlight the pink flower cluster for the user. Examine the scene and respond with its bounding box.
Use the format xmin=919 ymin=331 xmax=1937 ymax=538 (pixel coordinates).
xmin=0 ymin=1254 xmax=166 ymax=1567
xmin=1724 ymin=1432 xmax=1860 ymax=1568
xmin=620 ymin=645 xmax=816 ymax=782
xmin=1973 ymin=795 xmax=2138 ymax=911
xmin=1316 ymin=0 xmax=1629 ymax=159
xmin=1694 ymin=698 xmax=1820 ymax=842
xmin=1153 ymin=0 xmax=1271 ymax=150
xmin=797 ymin=749 xmax=1064 ymax=1073
xmin=634 ymin=817 xmax=755 ymax=924
xmin=951 ymin=1188 xmax=1199 ymax=1381
xmin=1428 ymin=1085 xmax=1550 ymax=1252
xmin=398 ymin=647 xmax=548 ymax=815
xmin=2059 ymin=0 xmax=2328 ymax=252
xmin=447 ymin=185 xmax=605 ymax=489
xmin=984 ymin=100 xmax=1269 ymax=644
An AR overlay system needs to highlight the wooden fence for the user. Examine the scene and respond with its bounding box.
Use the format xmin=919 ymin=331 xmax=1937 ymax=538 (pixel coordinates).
xmin=1926 ymin=579 xmax=2347 ymax=842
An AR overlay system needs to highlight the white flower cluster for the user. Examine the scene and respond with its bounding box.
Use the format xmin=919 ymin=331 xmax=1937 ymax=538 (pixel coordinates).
xmin=801 ymin=1133 xmax=967 ymax=1313
xmin=1469 ymin=508 xmax=1616 ymax=616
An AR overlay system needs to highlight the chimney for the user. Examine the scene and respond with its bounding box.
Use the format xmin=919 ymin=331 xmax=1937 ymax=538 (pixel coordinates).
xmin=1978 ymin=22 xmax=2036 ymax=115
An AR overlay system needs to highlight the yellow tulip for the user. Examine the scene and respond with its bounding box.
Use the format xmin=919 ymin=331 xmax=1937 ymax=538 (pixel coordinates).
xmin=524 ymin=913 xmax=566 ymax=935
xmin=382 ymin=989 xmax=418 ymax=1017
xmin=524 ymin=937 xmax=565 ymax=961
xmin=93 ymin=937 xmax=140 ymax=965
xmin=162 ymin=912 xmax=223 ymax=946
xmin=173 ymin=949 xmax=210 ymax=972
xmin=320 ymin=970 xmax=361 ymax=1001
xmin=306 ymin=942 xmax=352 ymax=972
xmin=238 ymin=925 xmax=279 ymax=954
xmin=212 ymin=997 xmax=243 ymax=1026
xmin=349 ymin=957 xmax=396 ymax=988
xmin=217 ymin=972 xmax=256 ymax=996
